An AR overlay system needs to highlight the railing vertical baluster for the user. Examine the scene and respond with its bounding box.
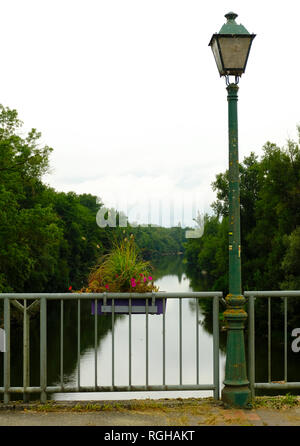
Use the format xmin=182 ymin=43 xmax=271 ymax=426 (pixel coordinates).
xmin=4 ymin=298 xmax=10 ymax=403
xmin=196 ymin=298 xmax=199 ymax=385
xmin=112 ymin=298 xmax=115 ymax=389
xmin=40 ymin=297 xmax=47 ymax=403
xmin=129 ymin=298 xmax=132 ymax=390
xmin=179 ymin=298 xmax=182 ymax=386
xmin=268 ymin=297 xmax=271 ymax=383
xmin=77 ymin=299 xmax=81 ymax=391
xmin=213 ymin=296 xmax=219 ymax=400
xmin=60 ymin=300 xmax=64 ymax=390
xmin=94 ymin=299 xmax=98 ymax=390
xmin=162 ymin=297 xmax=166 ymax=388
xmin=146 ymin=298 xmax=149 ymax=389
xmin=248 ymin=295 xmax=255 ymax=399
xmin=23 ymin=299 xmax=30 ymax=402
xmin=284 ymin=297 xmax=288 ymax=383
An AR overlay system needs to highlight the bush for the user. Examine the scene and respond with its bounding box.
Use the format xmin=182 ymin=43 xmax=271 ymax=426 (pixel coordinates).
xmin=79 ymin=236 xmax=159 ymax=293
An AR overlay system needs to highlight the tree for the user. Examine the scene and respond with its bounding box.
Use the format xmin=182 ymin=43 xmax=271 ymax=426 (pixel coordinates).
xmin=186 ymin=126 xmax=300 ymax=293
xmin=0 ymin=105 xmax=62 ymax=292
xmin=281 ymin=226 xmax=300 ymax=290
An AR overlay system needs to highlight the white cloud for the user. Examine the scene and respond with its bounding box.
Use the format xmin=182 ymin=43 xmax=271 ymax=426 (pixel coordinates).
xmin=2 ymin=0 xmax=299 ymax=227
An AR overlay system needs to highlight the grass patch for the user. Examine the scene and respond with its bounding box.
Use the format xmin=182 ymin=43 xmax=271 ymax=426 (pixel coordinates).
xmin=19 ymin=397 xmax=219 ymax=414
xmin=252 ymin=394 xmax=300 ymax=410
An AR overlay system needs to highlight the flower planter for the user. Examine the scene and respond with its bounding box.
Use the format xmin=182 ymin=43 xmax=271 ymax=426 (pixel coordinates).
xmin=91 ymin=297 xmax=165 ymax=315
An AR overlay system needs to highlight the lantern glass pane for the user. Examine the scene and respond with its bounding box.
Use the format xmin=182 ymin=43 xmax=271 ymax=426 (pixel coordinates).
xmin=211 ymin=38 xmax=224 ymax=75
xmin=219 ymin=36 xmax=251 ymax=72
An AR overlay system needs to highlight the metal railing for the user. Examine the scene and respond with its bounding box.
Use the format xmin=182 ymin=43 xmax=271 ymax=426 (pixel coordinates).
xmin=245 ymin=291 xmax=300 ymax=397
xmin=0 ymin=292 xmax=222 ymax=403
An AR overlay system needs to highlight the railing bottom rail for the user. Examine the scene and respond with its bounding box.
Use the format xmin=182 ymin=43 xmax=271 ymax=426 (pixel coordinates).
xmin=0 ymin=384 xmax=216 ymax=394
xmin=255 ymin=383 xmax=300 ymax=390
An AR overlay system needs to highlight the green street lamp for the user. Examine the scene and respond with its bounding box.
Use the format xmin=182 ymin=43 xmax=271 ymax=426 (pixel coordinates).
xmin=209 ymin=12 xmax=256 ymax=408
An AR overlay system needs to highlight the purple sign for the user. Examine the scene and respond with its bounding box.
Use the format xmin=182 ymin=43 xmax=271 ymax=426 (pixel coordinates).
xmin=91 ymin=298 xmax=165 ymax=315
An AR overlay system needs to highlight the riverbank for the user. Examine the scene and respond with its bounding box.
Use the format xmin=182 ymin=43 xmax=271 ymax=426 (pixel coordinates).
xmin=0 ymin=396 xmax=299 ymax=426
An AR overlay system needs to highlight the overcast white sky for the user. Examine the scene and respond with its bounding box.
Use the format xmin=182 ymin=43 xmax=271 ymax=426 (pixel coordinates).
xmin=1 ymin=0 xmax=300 ymax=227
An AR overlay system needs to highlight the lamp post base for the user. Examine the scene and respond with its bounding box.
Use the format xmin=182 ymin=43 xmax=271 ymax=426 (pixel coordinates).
xmin=222 ymin=385 xmax=251 ymax=408
xmin=221 ymin=295 xmax=251 ymax=408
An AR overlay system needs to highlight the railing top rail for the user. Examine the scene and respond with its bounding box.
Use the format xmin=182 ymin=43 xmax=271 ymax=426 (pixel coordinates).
xmin=244 ymin=290 xmax=300 ymax=297
xmin=0 ymin=291 xmax=223 ymax=300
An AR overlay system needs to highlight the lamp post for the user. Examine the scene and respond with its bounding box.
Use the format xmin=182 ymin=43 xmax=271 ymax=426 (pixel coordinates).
xmin=209 ymin=12 xmax=256 ymax=408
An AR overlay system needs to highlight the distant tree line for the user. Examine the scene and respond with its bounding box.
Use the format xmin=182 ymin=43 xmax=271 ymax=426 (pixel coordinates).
xmin=0 ymin=105 xmax=186 ymax=293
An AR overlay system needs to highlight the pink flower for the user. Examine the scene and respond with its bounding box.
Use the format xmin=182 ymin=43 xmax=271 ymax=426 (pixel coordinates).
xmin=105 ymin=284 xmax=109 ymax=290
xmin=131 ymin=281 xmax=136 ymax=287
xmin=148 ymin=276 xmax=153 ymax=281
xmin=143 ymin=277 xmax=147 ymax=282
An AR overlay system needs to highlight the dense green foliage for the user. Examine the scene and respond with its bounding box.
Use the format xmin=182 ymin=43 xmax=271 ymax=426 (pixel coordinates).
xmin=127 ymin=225 xmax=185 ymax=258
xmin=0 ymin=105 xmax=186 ymax=293
xmin=185 ymin=128 xmax=300 ymax=295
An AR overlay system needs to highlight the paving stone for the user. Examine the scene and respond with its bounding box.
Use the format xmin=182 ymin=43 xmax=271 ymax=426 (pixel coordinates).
xmin=244 ymin=410 xmax=264 ymax=426
xmin=256 ymin=409 xmax=297 ymax=426
xmin=0 ymin=399 xmax=299 ymax=426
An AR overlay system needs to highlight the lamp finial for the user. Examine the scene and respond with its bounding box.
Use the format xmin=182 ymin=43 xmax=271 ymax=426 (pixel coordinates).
xmin=225 ymin=12 xmax=238 ymax=21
